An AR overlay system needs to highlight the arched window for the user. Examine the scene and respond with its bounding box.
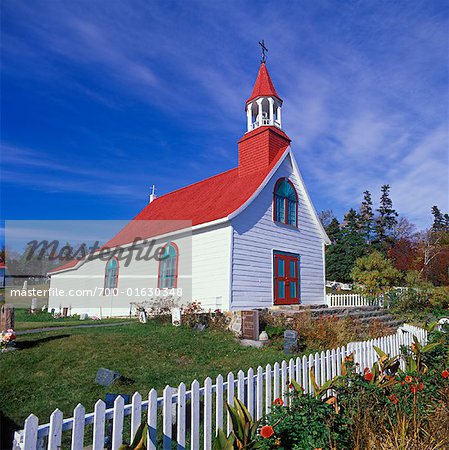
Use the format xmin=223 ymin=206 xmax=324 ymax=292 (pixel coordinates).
xmin=104 ymin=257 xmax=119 ymax=290
xmin=273 ymin=178 xmax=298 ymax=227
xmin=158 ymin=242 xmax=179 ymax=289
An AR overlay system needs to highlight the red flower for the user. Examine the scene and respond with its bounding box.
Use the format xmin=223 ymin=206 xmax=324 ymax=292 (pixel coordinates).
xmin=288 ymin=383 xmax=294 ymax=389
xmin=390 ymin=394 xmax=399 ymax=404
xmin=364 ymin=372 xmax=374 ymax=381
xmin=442 ymin=370 xmax=449 ymax=379
xmin=410 ymin=385 xmax=418 ymax=394
xmin=273 ymin=398 xmax=284 ymax=406
xmin=260 ymin=425 xmax=275 ymax=439
xmin=417 ymin=382 xmax=424 ymax=391
xmin=364 ymin=367 xmax=370 ymax=374
xmin=405 ymin=375 xmax=413 ymax=383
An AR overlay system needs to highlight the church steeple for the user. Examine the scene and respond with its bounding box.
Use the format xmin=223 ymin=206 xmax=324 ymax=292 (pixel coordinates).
xmin=238 ymin=51 xmax=290 ymax=177
xmin=245 ymin=62 xmax=283 ymax=133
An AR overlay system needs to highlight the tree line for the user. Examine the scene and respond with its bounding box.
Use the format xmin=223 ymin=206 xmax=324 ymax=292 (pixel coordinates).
xmin=320 ymin=185 xmax=449 ymax=286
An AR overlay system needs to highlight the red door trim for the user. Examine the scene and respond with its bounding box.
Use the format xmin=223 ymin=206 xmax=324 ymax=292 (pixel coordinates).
xmin=274 ymin=252 xmax=300 ymax=305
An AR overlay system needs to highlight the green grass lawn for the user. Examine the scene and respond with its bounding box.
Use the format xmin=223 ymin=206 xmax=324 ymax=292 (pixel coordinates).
xmin=0 ymin=322 xmax=287 ymax=431
xmin=13 ymin=308 xmax=134 ymax=331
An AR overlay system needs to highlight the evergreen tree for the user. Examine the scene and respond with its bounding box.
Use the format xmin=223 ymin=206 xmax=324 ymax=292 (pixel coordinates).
xmin=444 ymin=214 xmax=449 ymax=230
xmin=343 ymin=208 xmax=361 ymax=234
xmin=375 ymin=184 xmax=398 ymax=248
xmin=431 ymin=205 xmax=445 ymax=230
xmin=325 ymin=211 xmax=366 ymax=282
xmin=325 ymin=218 xmax=340 ymax=244
xmin=359 ymin=190 xmax=374 ymax=243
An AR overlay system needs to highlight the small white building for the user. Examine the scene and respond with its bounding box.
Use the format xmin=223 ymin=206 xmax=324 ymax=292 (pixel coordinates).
xmin=48 ymin=61 xmax=330 ymax=316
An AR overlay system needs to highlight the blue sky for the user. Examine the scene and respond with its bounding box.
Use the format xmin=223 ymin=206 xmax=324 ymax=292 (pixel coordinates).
xmin=1 ymin=0 xmax=448 ymax=238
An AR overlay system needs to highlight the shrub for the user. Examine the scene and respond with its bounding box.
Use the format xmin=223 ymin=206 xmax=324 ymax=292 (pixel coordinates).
xmin=351 ymin=251 xmax=401 ymax=298
xmin=429 ymin=286 xmax=449 ymax=310
xmin=213 ymin=330 xmax=449 ymax=449
xmin=257 ymin=391 xmax=350 ymax=449
xmin=261 ymin=310 xmax=393 ymax=353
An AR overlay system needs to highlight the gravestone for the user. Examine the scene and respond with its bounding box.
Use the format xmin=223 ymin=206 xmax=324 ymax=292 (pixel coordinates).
xmin=284 ymin=330 xmax=298 ymax=354
xmin=95 ymin=368 xmax=122 ymax=387
xmin=31 ymin=298 xmax=38 ymax=313
xmin=1 ymin=304 xmax=15 ymax=332
xmin=437 ymin=317 xmax=449 ymax=332
xmin=80 ymin=313 xmax=88 ymax=321
xmin=62 ymin=307 xmax=69 ymax=317
xmin=241 ymin=310 xmax=259 ymax=340
xmin=171 ymin=308 xmax=181 ymax=326
xmin=138 ymin=310 xmax=147 ymax=324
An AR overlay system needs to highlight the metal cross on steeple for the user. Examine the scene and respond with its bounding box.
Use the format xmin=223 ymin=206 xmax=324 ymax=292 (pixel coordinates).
xmin=259 ymin=40 xmax=268 ymax=63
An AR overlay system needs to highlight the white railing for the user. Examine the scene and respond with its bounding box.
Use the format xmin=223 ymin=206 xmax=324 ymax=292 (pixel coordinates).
xmin=250 ymin=119 xmax=281 ymax=130
xmin=14 ymin=325 xmax=427 ymax=450
xmin=326 ymin=293 xmax=383 ymax=308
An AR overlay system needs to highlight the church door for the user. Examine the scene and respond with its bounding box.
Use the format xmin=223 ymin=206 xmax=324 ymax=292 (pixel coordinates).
xmin=273 ymin=252 xmax=300 ymax=305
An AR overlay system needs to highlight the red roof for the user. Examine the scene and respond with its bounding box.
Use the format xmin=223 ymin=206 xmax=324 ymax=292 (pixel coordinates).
xmin=49 ymin=147 xmax=289 ymax=274
xmin=105 ymin=147 xmax=288 ymax=247
xmin=247 ymin=63 xmax=282 ymax=104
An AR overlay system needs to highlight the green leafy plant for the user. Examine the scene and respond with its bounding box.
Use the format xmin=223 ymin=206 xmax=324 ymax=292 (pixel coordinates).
xmin=213 ymin=398 xmax=262 ymax=450
xmin=119 ymin=420 xmax=148 ymax=450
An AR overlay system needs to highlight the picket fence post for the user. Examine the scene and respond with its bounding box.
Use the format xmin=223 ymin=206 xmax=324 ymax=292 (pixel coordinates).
xmin=177 ymin=382 xmax=186 ymax=449
xmin=147 ymin=389 xmax=158 ymax=450
xmin=48 ymin=409 xmax=63 ymax=450
xmin=191 ymin=380 xmax=200 ymax=449
xmin=71 ymin=404 xmax=85 ymax=450
xmin=163 ymin=386 xmax=172 ymax=450
xmin=131 ymin=392 xmax=142 ymax=444
xmin=215 ymin=375 xmax=224 ymax=434
xmin=204 ymin=377 xmax=213 ymax=450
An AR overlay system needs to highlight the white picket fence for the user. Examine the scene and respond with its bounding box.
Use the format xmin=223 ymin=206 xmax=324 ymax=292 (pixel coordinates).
xmin=14 ymin=324 xmax=427 ymax=450
xmin=326 ymin=293 xmax=382 ymax=307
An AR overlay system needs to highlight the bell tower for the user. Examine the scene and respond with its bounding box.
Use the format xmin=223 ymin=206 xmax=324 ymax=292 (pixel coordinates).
xmin=238 ymin=44 xmax=291 ymax=177
xmin=245 ymin=62 xmax=283 ymax=132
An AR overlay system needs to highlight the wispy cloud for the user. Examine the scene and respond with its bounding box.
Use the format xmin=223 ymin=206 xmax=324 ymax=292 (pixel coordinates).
xmin=1 ymin=0 xmax=447 ymax=228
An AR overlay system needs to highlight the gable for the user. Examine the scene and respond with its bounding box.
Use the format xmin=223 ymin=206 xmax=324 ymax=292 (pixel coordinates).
xmin=230 ymin=150 xmax=330 ymax=244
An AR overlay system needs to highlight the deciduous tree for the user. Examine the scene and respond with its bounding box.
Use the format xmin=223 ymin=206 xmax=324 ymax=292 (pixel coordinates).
xmin=351 ymin=251 xmax=401 ymax=297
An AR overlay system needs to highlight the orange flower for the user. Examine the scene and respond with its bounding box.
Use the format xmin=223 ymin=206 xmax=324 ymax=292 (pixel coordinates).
xmin=390 ymin=394 xmax=399 ymax=404
xmin=260 ymin=425 xmax=275 ymax=439
xmin=405 ymin=375 xmax=413 ymax=383
xmin=364 ymin=372 xmax=374 ymax=382
xmin=417 ymin=382 xmax=424 ymax=391
xmin=410 ymin=385 xmax=418 ymax=394
xmin=275 ymin=438 xmax=281 ymax=446
xmin=442 ymin=370 xmax=449 ymax=379
xmin=273 ymin=398 xmax=284 ymax=406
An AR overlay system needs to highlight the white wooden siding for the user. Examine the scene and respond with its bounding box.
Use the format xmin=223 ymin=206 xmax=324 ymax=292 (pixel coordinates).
xmin=48 ymin=224 xmax=231 ymax=315
xmin=230 ymin=153 xmax=325 ymax=309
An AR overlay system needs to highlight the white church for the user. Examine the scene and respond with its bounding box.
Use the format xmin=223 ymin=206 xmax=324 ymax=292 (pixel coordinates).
xmin=48 ymin=58 xmax=330 ymax=316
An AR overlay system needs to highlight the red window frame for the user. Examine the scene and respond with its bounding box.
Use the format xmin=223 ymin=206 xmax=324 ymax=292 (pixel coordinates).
xmin=157 ymin=242 xmax=179 ymax=289
xmin=103 ymin=256 xmax=119 ymax=293
xmin=273 ymin=178 xmax=298 ymax=227
xmin=273 ymin=251 xmax=300 ymax=305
